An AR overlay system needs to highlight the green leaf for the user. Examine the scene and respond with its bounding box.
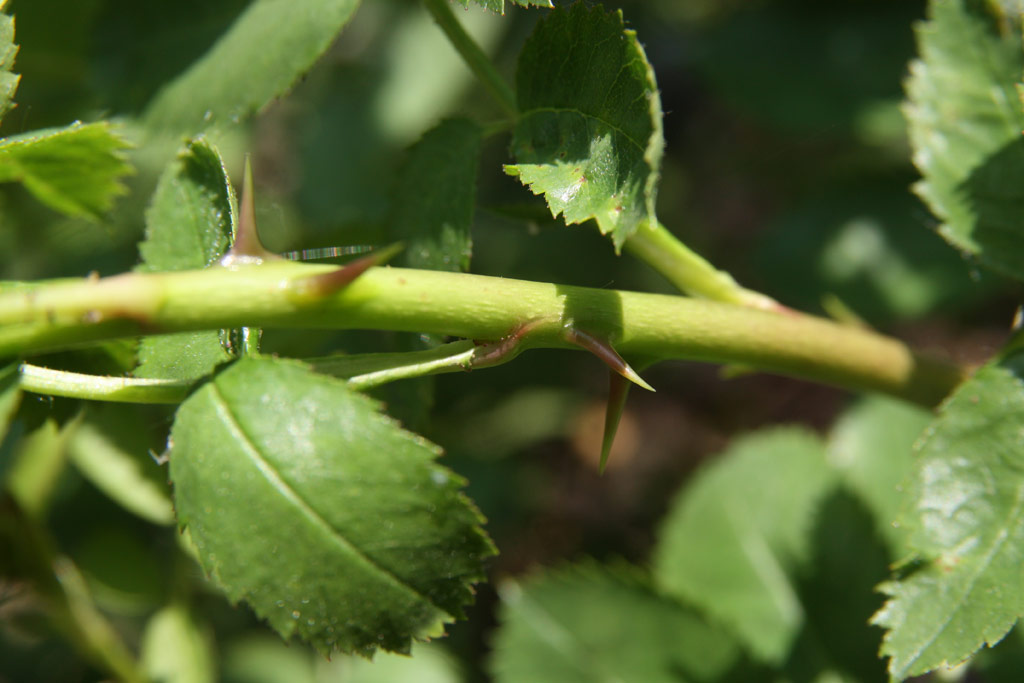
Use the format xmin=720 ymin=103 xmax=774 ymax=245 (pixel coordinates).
xmin=141 ymin=604 xmax=216 ymax=683
xmin=874 ymin=351 xmax=1024 ymax=679
xmin=135 ymin=138 xmax=236 ymax=380
xmin=0 ymin=2 xmax=20 ymax=125
xmin=905 ymin=0 xmax=1024 ymax=280
xmin=491 ymin=563 xmax=739 ymax=683
xmin=67 ymin=407 xmax=174 ymax=526
xmin=143 ymin=0 xmax=361 ymax=135
xmin=138 ymin=138 xmax=236 ymax=272
xmin=391 ymin=118 xmax=481 ymax=272
xmin=505 ymin=3 xmax=664 ymax=251
xmin=456 ymin=0 xmax=552 ymax=14
xmin=826 ymin=395 xmax=932 ymax=557
xmin=6 ymin=416 xmax=79 ymax=518
xmin=0 ymin=122 xmax=132 ymax=220
xmin=652 ymin=428 xmax=835 ymax=664
xmin=168 ymin=357 xmax=495 ymax=656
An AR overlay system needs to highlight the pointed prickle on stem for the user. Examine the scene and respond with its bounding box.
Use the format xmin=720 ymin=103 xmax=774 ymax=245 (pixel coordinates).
xmin=289 ymin=243 xmax=405 ymax=300
xmin=562 ymin=325 xmax=655 ymax=392
xmin=222 ymin=155 xmax=278 ymax=264
xmin=600 ymin=370 xmax=631 ymax=474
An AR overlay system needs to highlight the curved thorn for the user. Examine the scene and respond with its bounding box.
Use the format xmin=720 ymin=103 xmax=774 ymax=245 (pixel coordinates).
xmin=289 ymin=243 xmax=404 ymax=300
xmin=600 ymin=370 xmax=631 ymax=474
xmin=470 ymin=318 xmax=545 ymax=369
xmin=563 ymin=325 xmax=655 ymax=392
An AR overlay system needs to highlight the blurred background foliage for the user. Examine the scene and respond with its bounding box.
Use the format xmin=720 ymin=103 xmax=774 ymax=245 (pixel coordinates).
xmin=1 ymin=0 xmax=1018 ymax=680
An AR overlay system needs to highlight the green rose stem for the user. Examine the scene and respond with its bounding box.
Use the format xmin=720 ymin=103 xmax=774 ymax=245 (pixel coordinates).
xmin=624 ymin=220 xmax=785 ymax=311
xmin=0 ymin=263 xmax=964 ymax=406
xmin=423 ymin=0 xmax=517 ymax=118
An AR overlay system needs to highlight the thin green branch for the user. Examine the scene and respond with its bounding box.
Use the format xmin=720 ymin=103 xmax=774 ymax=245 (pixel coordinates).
xmin=311 ymin=340 xmax=478 ymax=390
xmin=18 ymin=342 xmax=485 ymax=404
xmin=20 ymin=364 xmax=193 ymax=403
xmin=424 ymin=0 xmax=518 ymax=117
xmin=624 ymin=220 xmax=784 ymax=311
xmin=0 ymin=263 xmax=966 ymax=407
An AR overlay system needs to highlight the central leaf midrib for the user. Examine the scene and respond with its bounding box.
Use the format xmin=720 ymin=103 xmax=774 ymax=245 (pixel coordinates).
xmin=207 ymin=382 xmax=445 ymax=615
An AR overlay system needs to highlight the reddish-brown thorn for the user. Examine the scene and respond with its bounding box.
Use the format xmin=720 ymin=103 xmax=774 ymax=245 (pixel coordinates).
xmin=291 ymin=243 xmax=404 ymax=299
xmin=222 ymin=155 xmax=278 ymax=264
xmin=471 ymin=318 xmax=546 ymax=368
xmin=600 ymin=370 xmax=631 ymax=474
xmin=562 ymin=324 xmax=655 ymax=392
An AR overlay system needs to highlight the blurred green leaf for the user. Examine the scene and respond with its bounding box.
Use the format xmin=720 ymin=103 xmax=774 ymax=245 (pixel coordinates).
xmin=505 ymin=3 xmax=663 ymax=251
xmin=320 ymin=641 xmax=462 ymax=682
xmin=905 ymin=0 xmax=1024 ymax=280
xmin=141 ymin=604 xmax=216 ymax=683
xmin=652 ymin=428 xmax=835 ymax=664
xmin=755 ymin=181 xmax=990 ymax=323
xmin=143 ymin=0 xmax=361 ymax=136
xmin=457 ymin=0 xmax=552 ymax=14
xmin=696 ymin=3 xmax=918 ymax=136
xmin=169 ymin=357 xmax=496 ymax=656
xmin=491 ymin=563 xmax=739 ymax=683
xmin=67 ymin=408 xmax=174 ymax=526
xmin=874 ymin=350 xmax=1024 ymax=679
xmin=391 ymin=118 xmax=480 ymax=272
xmin=221 ymin=634 xmax=317 ymax=683
xmin=0 ymin=362 xmax=20 ymax=443
xmin=826 ymin=395 xmax=931 ymax=558
xmin=135 ymin=138 xmax=235 ymax=380
xmin=0 ymin=2 xmax=19 ymax=126
xmin=0 ymin=122 xmax=132 ymax=220
xmin=6 ymin=415 xmax=79 ymax=518
xmin=73 ymin=527 xmax=164 ymax=614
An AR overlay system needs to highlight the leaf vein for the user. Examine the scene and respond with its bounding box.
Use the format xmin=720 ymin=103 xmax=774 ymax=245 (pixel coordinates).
xmin=905 ymin=480 xmax=1024 ymax=670
xmin=206 ymin=382 xmax=445 ymax=615
xmin=519 ymin=106 xmax=647 ymax=157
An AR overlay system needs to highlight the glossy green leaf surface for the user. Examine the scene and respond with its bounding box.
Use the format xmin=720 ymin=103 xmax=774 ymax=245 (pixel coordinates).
xmin=391 ymin=118 xmax=480 ymax=272
xmin=875 ymin=351 xmax=1024 ymax=679
xmin=0 ymin=3 xmax=19 ymax=125
xmin=491 ymin=563 xmax=738 ymax=683
xmin=0 ymin=122 xmax=132 ymax=220
xmin=169 ymin=357 xmax=495 ymax=656
xmin=135 ymin=138 xmax=235 ymax=380
xmin=505 ymin=3 xmax=663 ymax=250
xmin=143 ymin=0 xmax=361 ymax=135
xmin=653 ymin=428 xmax=835 ymax=664
xmin=905 ymin=0 xmax=1024 ymax=280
